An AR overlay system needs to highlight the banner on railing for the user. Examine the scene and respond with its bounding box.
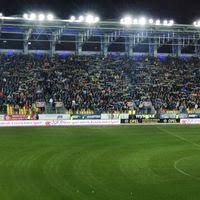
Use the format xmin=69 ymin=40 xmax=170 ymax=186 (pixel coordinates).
xmin=71 ymin=115 xmax=101 ymax=120
xmin=4 ymin=115 xmax=37 ymax=121
xmin=101 ymin=113 xmax=129 ymax=120
xmin=38 ymin=114 xmax=71 ymax=120
xmin=5 ymin=115 xmax=26 ymax=121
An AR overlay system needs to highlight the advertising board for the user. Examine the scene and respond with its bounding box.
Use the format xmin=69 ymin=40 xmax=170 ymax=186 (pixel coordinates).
xmin=180 ymin=119 xmax=200 ymax=124
xmin=0 ymin=119 xmax=121 ymax=127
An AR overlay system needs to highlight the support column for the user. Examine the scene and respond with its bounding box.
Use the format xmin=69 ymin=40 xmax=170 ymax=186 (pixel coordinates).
xmin=172 ymin=39 xmax=181 ymax=57
xmin=23 ymin=33 xmax=29 ymax=55
xmin=125 ymin=35 xmax=133 ymax=56
xmin=23 ymin=41 xmax=28 ymax=55
xmin=101 ymin=34 xmax=109 ymax=57
xmin=50 ymin=32 xmax=56 ymax=57
xmin=76 ymin=33 xmax=83 ymax=56
xmin=23 ymin=28 xmax=32 ymax=55
xmin=149 ymin=38 xmax=158 ymax=57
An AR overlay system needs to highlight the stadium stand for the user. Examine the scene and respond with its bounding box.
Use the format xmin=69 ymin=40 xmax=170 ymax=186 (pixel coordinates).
xmin=0 ymin=54 xmax=199 ymax=115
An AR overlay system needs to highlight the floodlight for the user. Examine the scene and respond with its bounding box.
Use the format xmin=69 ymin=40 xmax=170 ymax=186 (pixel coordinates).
xmin=155 ymin=19 xmax=161 ymax=25
xmin=139 ymin=17 xmax=146 ymax=25
xmin=85 ymin=14 xmax=94 ymax=24
xmin=23 ymin=13 xmax=29 ymax=20
xmin=94 ymin=16 xmax=100 ymax=23
xmin=30 ymin=13 xmax=36 ymax=20
xmin=120 ymin=16 xmax=132 ymax=25
xmin=193 ymin=21 xmax=200 ymax=27
xmin=38 ymin=13 xmax=45 ymax=21
xmin=28 ymin=42 xmax=31 ymax=45
xmin=70 ymin=16 xmax=76 ymax=22
xmin=78 ymin=16 xmax=84 ymax=22
xmin=163 ymin=20 xmax=168 ymax=26
xmin=168 ymin=20 xmax=174 ymax=26
xmin=120 ymin=18 xmax=124 ymax=24
xmin=47 ymin=14 xmax=54 ymax=21
xmin=133 ymin=18 xmax=138 ymax=25
xmin=0 ymin=13 xmax=2 ymax=18
xmin=148 ymin=19 xmax=154 ymax=24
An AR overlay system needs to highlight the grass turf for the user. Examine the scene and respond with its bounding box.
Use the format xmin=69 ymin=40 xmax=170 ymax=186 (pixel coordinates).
xmin=0 ymin=125 xmax=199 ymax=200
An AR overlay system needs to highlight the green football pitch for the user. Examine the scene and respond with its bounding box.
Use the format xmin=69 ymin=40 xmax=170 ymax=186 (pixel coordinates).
xmin=0 ymin=125 xmax=200 ymax=200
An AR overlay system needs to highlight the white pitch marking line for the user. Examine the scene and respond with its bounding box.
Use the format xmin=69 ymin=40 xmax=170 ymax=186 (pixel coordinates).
xmin=157 ymin=127 xmax=200 ymax=179
xmin=174 ymin=156 xmax=200 ymax=180
xmin=174 ymin=157 xmax=193 ymax=177
xmin=157 ymin=127 xmax=200 ymax=149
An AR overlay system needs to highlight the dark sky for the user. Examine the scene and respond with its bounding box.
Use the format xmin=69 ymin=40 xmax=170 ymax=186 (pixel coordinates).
xmin=1 ymin=0 xmax=200 ymax=24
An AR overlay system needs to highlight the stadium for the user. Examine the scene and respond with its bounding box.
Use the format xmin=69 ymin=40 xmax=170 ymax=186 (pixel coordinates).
xmin=0 ymin=3 xmax=200 ymax=199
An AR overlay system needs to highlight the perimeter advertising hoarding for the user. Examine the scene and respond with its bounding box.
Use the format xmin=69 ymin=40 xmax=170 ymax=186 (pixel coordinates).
xmin=159 ymin=113 xmax=178 ymax=119
xmin=121 ymin=119 xmax=160 ymax=124
xmin=0 ymin=119 xmax=121 ymax=127
xmin=180 ymin=119 xmax=200 ymax=124
xmin=188 ymin=114 xmax=200 ymax=118
xmin=121 ymin=118 xmax=179 ymax=124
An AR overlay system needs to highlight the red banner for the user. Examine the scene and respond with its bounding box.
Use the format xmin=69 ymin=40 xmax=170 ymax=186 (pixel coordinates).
xmin=5 ymin=115 xmax=26 ymax=121
xmin=4 ymin=115 xmax=37 ymax=121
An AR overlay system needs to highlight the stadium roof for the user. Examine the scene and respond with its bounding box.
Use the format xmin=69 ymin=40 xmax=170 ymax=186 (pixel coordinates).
xmin=0 ymin=14 xmax=200 ymax=56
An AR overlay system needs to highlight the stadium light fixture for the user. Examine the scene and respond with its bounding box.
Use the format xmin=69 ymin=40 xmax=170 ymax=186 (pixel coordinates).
xmin=70 ymin=16 xmax=76 ymax=22
xmin=85 ymin=14 xmax=100 ymax=24
xmin=148 ymin=19 xmax=154 ymax=24
xmin=23 ymin=12 xmax=55 ymax=22
xmin=133 ymin=18 xmax=138 ymax=25
xmin=168 ymin=20 xmax=174 ymax=26
xmin=193 ymin=20 xmax=200 ymax=27
xmin=85 ymin=14 xmax=94 ymax=24
xmin=94 ymin=16 xmax=100 ymax=23
xmin=47 ymin=13 xmax=54 ymax=21
xmin=155 ymin=19 xmax=161 ymax=25
xmin=38 ymin=13 xmax=45 ymax=21
xmin=120 ymin=18 xmax=124 ymax=24
xmin=69 ymin=14 xmax=99 ymax=24
xmin=163 ymin=20 xmax=168 ymax=26
xmin=30 ymin=13 xmax=37 ymax=20
xmin=139 ymin=17 xmax=147 ymax=25
xmin=120 ymin=16 xmax=133 ymax=26
xmin=78 ymin=15 xmax=84 ymax=22
xmin=193 ymin=21 xmax=197 ymax=26
xmin=23 ymin=13 xmax=29 ymax=20
xmin=120 ymin=16 xmax=173 ymax=26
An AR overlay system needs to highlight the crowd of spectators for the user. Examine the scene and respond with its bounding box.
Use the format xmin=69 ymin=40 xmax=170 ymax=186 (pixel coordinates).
xmin=0 ymin=54 xmax=199 ymax=114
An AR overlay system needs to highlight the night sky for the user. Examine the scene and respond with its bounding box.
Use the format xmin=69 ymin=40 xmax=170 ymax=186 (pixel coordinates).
xmin=1 ymin=0 xmax=200 ymax=24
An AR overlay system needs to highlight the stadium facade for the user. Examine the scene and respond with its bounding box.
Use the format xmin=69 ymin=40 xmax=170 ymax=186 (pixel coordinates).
xmin=1 ymin=16 xmax=200 ymax=57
